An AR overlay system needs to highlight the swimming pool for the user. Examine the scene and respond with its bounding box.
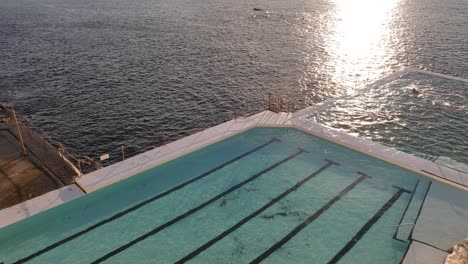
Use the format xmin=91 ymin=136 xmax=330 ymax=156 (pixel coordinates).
xmin=0 ymin=127 xmax=437 ymax=263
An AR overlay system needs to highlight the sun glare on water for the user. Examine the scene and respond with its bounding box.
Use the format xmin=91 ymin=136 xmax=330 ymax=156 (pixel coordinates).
xmin=329 ymin=0 xmax=401 ymax=94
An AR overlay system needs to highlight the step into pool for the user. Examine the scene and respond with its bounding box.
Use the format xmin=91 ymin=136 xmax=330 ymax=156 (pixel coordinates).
xmin=0 ymin=127 xmax=434 ymax=263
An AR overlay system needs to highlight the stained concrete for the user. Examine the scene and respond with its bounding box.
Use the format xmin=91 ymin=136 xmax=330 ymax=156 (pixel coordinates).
xmin=0 ymin=130 xmax=64 ymax=209
xmin=0 ymin=116 xmax=79 ymax=210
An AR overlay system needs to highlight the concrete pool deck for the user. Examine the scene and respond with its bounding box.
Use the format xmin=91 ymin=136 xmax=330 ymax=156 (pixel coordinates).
xmin=401 ymin=241 xmax=449 ymax=264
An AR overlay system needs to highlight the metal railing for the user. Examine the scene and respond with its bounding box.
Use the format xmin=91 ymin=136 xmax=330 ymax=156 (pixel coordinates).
xmin=16 ymin=117 xmax=99 ymax=176
xmin=3 ymin=92 xmax=312 ymax=179
xmin=267 ymin=93 xmax=308 ymax=113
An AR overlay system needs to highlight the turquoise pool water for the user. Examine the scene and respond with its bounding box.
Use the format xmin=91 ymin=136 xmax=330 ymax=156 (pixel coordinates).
xmin=0 ymin=127 xmax=435 ymax=263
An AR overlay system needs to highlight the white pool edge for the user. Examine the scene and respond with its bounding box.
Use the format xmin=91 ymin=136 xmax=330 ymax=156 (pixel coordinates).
xmin=0 ymin=184 xmax=84 ymax=229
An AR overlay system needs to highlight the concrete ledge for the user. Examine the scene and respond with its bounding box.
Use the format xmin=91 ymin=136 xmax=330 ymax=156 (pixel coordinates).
xmin=0 ymin=184 xmax=84 ymax=228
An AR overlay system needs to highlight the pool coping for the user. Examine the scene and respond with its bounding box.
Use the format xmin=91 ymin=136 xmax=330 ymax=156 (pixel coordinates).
xmin=0 ymin=184 xmax=84 ymax=229
xmin=1 ymin=109 xmax=466 ymax=230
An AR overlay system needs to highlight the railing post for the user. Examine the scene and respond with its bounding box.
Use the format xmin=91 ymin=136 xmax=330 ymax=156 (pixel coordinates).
xmin=59 ymin=143 xmax=65 ymax=162
xmin=268 ymin=93 xmax=271 ymax=110
xmin=11 ymin=110 xmax=27 ymax=156
xmin=95 ymin=159 xmax=102 ymax=170
xmin=162 ymin=131 xmax=167 ymax=145
xmin=25 ymin=120 xmax=32 ymax=135
xmin=121 ymin=145 xmax=125 ymax=161
xmin=77 ymin=159 xmax=82 ymax=175
xmin=41 ymin=129 xmax=46 ymax=147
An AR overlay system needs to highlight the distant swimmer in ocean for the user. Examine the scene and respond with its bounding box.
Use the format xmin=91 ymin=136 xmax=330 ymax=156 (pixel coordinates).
xmin=411 ymin=88 xmax=420 ymax=95
xmin=253 ymin=8 xmax=262 ymax=11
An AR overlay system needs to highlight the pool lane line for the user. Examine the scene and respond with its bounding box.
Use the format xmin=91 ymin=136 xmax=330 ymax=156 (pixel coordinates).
xmin=249 ymin=172 xmax=370 ymax=264
xmin=175 ymin=159 xmax=339 ymax=264
xmin=326 ymin=186 xmax=410 ymax=264
xmin=12 ymin=138 xmax=280 ymax=264
xmin=393 ymin=180 xmax=420 ymax=242
xmin=91 ymin=149 xmax=306 ymax=264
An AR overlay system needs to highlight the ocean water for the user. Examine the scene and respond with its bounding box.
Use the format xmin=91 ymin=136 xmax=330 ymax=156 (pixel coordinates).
xmin=0 ymin=0 xmax=467 ymax=161
xmin=310 ymin=71 xmax=468 ymax=172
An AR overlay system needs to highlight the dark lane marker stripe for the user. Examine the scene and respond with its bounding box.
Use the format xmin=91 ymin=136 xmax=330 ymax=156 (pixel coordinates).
xmin=327 ymin=187 xmax=408 ymax=264
xmin=91 ymin=149 xmax=305 ymax=263
xmin=250 ymin=172 xmax=370 ymax=264
xmin=13 ymin=138 xmax=279 ymax=264
xmin=175 ymin=159 xmax=339 ymax=264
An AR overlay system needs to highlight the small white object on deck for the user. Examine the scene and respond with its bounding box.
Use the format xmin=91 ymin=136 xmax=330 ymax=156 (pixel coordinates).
xmin=100 ymin=154 xmax=110 ymax=161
